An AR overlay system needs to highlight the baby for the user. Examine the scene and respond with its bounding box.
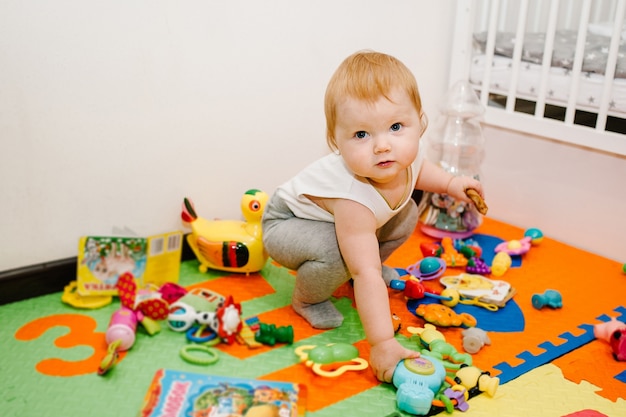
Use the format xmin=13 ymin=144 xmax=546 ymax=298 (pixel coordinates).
xmin=262 ymin=50 xmax=484 ymax=382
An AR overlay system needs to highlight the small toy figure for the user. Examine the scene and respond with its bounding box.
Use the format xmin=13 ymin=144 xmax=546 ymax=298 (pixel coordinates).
xmin=461 ymin=327 xmax=491 ymax=354
xmin=410 ymin=323 xmax=473 ymax=369
xmin=532 ymin=289 xmax=562 ymax=309
xmin=182 ymin=189 xmax=269 ymax=274
xmin=415 ymin=303 xmax=477 ymax=327
xmin=254 ymin=323 xmax=294 ymax=346
xmin=454 ymin=365 xmax=499 ymax=397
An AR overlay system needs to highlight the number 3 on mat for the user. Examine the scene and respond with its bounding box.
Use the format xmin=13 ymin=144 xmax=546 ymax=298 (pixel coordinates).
xmin=15 ymin=314 xmax=115 ymax=377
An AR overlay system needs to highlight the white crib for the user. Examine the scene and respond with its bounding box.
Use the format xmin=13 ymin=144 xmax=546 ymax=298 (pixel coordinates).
xmin=450 ymin=0 xmax=626 ymax=156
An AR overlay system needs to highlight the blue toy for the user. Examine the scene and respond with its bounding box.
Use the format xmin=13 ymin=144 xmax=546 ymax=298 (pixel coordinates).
xmin=393 ymin=357 xmax=447 ymax=415
xmin=532 ymin=289 xmax=562 ymax=309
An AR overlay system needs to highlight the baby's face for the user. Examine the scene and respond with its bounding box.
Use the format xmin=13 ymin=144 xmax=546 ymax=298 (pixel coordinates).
xmin=334 ymin=89 xmax=424 ymax=187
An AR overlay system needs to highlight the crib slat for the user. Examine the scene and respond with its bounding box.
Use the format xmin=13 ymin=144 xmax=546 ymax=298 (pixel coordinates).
xmin=597 ymin=0 xmax=626 ymax=131
xmin=506 ymin=0 xmax=529 ymax=112
xmin=535 ymin=0 xmax=560 ymax=119
xmin=564 ymin=0 xmax=592 ymax=125
xmin=479 ymin=0 xmax=501 ymax=106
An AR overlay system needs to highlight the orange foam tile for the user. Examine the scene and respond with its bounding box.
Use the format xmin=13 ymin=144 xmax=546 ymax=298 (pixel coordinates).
xmin=554 ymin=338 xmax=626 ymax=402
xmin=187 ymin=272 xmax=275 ymax=302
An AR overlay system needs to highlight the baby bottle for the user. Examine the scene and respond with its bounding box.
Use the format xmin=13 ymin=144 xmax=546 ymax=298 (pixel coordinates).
xmin=418 ymin=80 xmax=486 ymax=239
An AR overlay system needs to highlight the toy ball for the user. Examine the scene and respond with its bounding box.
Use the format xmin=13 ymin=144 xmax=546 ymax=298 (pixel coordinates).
xmin=524 ymin=228 xmax=544 ymax=245
xmin=421 ymin=257 xmax=443 ymax=276
xmin=622 ymin=263 xmax=626 ymax=274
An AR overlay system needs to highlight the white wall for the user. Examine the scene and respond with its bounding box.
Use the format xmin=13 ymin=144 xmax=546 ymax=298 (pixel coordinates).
xmin=480 ymin=125 xmax=626 ymax=263
xmin=1 ymin=1 xmax=624 ymax=272
xmin=0 ymin=0 xmax=457 ymax=271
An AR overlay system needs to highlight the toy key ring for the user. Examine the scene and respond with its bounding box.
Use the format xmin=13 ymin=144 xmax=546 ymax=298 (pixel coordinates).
xmin=180 ymin=344 xmax=219 ymax=365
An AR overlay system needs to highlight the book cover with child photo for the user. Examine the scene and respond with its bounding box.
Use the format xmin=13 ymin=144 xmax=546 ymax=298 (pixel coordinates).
xmin=138 ymin=368 xmax=307 ymax=417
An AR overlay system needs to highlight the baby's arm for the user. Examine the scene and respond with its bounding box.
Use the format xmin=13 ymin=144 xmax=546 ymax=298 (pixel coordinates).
xmin=331 ymin=198 xmax=420 ymax=382
xmin=416 ymin=159 xmax=485 ymax=204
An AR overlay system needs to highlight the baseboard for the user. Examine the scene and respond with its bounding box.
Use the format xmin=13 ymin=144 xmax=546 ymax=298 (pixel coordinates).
xmin=0 ymin=234 xmax=196 ymax=305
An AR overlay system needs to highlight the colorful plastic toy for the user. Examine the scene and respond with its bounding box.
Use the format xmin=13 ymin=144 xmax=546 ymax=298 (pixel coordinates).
xmin=167 ymin=289 xmax=242 ymax=344
xmin=182 ymin=189 xmax=269 ymax=274
xmin=439 ymin=237 xmax=468 ymax=268
xmin=532 ymin=289 xmax=562 ymax=309
xmin=461 ymin=327 xmax=491 ymax=354
xmin=98 ymin=274 xmax=164 ymax=375
xmin=294 ymin=343 xmax=368 ymax=377
xmin=409 ymin=324 xmax=472 ymax=369
xmin=415 ymin=303 xmax=477 ymax=327
xmin=610 ymin=328 xmax=626 ymax=361
xmin=98 ymin=307 xmax=159 ymax=375
xmin=454 ymin=365 xmax=499 ymax=397
xmin=490 ymin=251 xmax=512 ymax=277
xmin=390 ymin=279 xmax=449 ymax=302
xmin=420 ymin=242 xmax=442 ymax=257
xmin=495 ymin=236 xmax=532 ymax=256
xmin=465 ymin=257 xmax=491 ymax=275
xmin=406 ymin=257 xmax=447 ymax=280
xmin=440 ymin=273 xmax=512 ymax=307
xmin=393 ymin=357 xmax=447 ymax=415
xmin=61 ymin=280 xmax=113 ymax=309
xmin=594 ymin=317 xmax=626 ymax=342
xmin=117 ymin=272 xmax=170 ymax=321
xmin=524 ymin=228 xmax=544 ymax=245
xmin=254 ymin=323 xmax=294 ymax=346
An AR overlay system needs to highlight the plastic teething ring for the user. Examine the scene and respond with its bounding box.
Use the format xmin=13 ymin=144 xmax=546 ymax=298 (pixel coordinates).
xmin=180 ymin=345 xmax=219 ymax=365
xmin=186 ymin=325 xmax=217 ymax=343
xmin=311 ymin=358 xmax=368 ymax=377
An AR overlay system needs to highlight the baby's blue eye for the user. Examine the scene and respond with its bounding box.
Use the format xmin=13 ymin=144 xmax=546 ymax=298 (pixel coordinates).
xmin=390 ymin=123 xmax=402 ymax=132
xmin=355 ymin=131 xmax=368 ymax=139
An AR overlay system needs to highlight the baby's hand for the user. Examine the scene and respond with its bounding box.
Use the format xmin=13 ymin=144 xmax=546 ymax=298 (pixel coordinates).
xmin=369 ymin=338 xmax=420 ymax=382
xmin=447 ymin=176 xmax=485 ymax=206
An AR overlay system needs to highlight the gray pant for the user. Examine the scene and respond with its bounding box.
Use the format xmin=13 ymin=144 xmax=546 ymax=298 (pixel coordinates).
xmin=262 ymin=194 xmax=418 ymax=305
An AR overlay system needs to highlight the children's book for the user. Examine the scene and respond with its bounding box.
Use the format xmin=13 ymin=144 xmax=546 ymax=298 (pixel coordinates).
xmin=137 ymin=369 xmax=307 ymax=417
xmin=76 ymin=231 xmax=183 ymax=296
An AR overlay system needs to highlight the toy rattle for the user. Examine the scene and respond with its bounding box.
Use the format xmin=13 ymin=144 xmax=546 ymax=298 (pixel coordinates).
xmin=295 ymin=343 xmax=368 ymax=377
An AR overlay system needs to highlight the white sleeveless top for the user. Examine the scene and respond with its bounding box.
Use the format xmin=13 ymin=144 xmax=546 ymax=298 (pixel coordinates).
xmin=275 ymin=152 xmax=423 ymax=228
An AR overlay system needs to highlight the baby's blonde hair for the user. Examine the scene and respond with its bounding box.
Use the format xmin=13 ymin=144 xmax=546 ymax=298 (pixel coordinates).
xmin=324 ymin=50 xmax=425 ymax=151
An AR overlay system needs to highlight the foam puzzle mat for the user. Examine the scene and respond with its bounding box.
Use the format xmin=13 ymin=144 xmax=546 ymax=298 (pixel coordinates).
xmin=1 ymin=218 xmax=625 ymax=416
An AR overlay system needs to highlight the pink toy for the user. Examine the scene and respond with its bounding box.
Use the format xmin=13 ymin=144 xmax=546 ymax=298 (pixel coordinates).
xmin=106 ymin=307 xmax=140 ymax=351
xmin=594 ymin=317 xmax=626 ymax=342
xmin=98 ymin=307 xmax=142 ymax=375
xmin=494 ymin=236 xmax=532 ymax=256
xmin=611 ymin=328 xmax=626 ymax=361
